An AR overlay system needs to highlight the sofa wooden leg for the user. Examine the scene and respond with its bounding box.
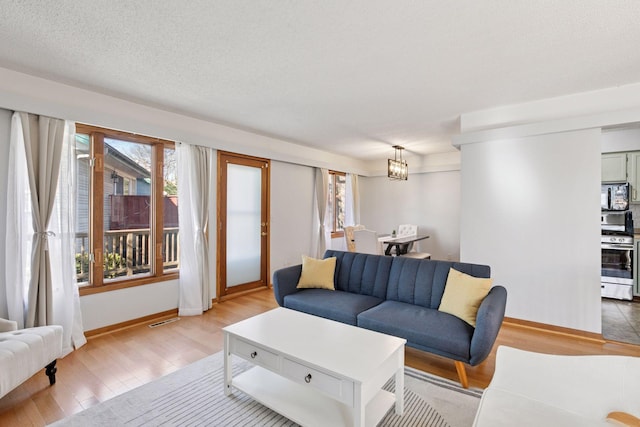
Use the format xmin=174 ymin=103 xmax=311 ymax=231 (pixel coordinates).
xmin=454 ymin=360 xmax=469 ymax=389
xmin=45 ymin=360 xmax=57 ymax=386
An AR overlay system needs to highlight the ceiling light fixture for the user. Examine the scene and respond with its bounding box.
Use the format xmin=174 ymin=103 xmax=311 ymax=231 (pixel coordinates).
xmin=388 ymin=145 xmax=408 ymax=180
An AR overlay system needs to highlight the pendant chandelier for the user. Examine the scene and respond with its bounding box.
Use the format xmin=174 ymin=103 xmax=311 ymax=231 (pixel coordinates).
xmin=388 ymin=145 xmax=408 ymax=180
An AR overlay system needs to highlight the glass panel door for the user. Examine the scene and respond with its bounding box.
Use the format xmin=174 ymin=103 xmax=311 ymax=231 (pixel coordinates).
xmin=218 ymin=152 xmax=270 ymax=297
xmin=226 ymin=164 xmax=261 ymax=286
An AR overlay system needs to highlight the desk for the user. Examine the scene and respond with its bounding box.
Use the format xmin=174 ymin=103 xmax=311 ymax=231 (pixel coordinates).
xmin=381 ymin=234 xmax=430 ymax=256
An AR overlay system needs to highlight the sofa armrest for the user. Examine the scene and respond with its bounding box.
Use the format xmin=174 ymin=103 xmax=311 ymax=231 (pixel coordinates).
xmin=0 ymin=318 xmax=18 ymax=332
xmin=469 ymin=285 xmax=507 ymax=365
xmin=272 ymin=264 xmax=303 ymax=306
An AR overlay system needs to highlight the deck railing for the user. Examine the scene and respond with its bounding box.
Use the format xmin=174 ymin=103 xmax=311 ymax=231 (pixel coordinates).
xmin=75 ymin=227 xmax=179 ymax=281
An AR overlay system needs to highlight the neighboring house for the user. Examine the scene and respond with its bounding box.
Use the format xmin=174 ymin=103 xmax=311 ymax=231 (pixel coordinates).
xmin=75 ymin=135 xmax=153 ymax=237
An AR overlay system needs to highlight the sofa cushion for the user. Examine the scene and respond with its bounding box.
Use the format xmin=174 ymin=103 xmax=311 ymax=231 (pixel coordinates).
xmin=324 ymin=250 xmax=392 ymax=299
xmin=357 ymin=300 xmax=474 ymax=361
xmin=284 ymin=289 xmax=384 ymax=326
xmin=438 ymin=268 xmax=492 ymax=327
xmin=386 ymin=258 xmax=491 ymax=309
xmin=296 ymin=255 xmax=337 ymax=290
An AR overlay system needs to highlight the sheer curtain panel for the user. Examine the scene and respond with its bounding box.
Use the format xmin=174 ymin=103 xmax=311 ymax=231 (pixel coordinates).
xmin=48 ymin=120 xmax=87 ymax=353
xmin=345 ymin=173 xmax=360 ymax=227
xmin=177 ymin=143 xmax=213 ymax=315
xmin=5 ymin=112 xmax=85 ymax=354
xmin=314 ymin=168 xmax=329 ymax=258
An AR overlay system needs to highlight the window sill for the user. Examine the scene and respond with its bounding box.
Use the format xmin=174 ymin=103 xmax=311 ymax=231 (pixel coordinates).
xmin=79 ymin=272 xmax=179 ymax=296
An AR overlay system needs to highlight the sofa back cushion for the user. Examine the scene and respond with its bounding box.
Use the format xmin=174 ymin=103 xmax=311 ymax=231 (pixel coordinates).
xmin=324 ymin=250 xmax=392 ymax=299
xmin=386 ymin=257 xmax=491 ymax=309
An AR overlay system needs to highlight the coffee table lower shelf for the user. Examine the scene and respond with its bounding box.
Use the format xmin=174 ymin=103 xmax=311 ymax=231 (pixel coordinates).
xmin=232 ymin=366 xmax=395 ymax=427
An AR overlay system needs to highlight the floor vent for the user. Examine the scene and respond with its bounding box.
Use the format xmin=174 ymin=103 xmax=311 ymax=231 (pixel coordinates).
xmin=148 ymin=317 xmax=180 ymax=328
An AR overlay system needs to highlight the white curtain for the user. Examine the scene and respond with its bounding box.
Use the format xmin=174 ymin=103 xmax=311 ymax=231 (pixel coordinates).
xmin=5 ymin=112 xmax=86 ymax=354
xmin=345 ymin=173 xmax=360 ymax=226
xmin=177 ymin=143 xmax=213 ymax=316
xmin=49 ymin=120 xmax=87 ymax=353
xmin=314 ymin=168 xmax=329 ymax=258
xmin=6 ymin=113 xmax=30 ymax=327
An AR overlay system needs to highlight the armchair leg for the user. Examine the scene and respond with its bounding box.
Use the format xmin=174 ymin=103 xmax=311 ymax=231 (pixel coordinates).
xmin=45 ymin=360 xmax=58 ymax=385
xmin=454 ymin=360 xmax=469 ymax=389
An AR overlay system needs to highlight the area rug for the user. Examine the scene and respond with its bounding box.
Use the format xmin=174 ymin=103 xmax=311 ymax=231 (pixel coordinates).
xmin=49 ymin=351 xmax=482 ymax=427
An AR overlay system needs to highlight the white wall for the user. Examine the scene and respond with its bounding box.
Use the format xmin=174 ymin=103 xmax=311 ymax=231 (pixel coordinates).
xmin=80 ymin=280 xmax=179 ymax=331
xmin=602 ymin=126 xmax=640 ymax=153
xmin=460 ymin=129 xmax=602 ymax=333
xmin=359 ymin=171 xmax=461 ymax=261
xmin=270 ymin=161 xmax=315 ymax=277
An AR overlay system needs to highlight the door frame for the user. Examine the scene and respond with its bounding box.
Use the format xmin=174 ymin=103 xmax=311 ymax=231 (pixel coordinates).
xmin=216 ymin=151 xmax=270 ymax=300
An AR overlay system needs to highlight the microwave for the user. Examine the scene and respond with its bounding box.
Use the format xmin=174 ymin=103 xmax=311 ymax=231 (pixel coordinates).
xmin=601 ymin=183 xmax=630 ymax=211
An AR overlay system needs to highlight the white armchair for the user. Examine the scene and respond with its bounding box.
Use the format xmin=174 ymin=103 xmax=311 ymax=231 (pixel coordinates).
xmin=473 ymin=346 xmax=640 ymax=427
xmin=0 ymin=318 xmax=63 ymax=399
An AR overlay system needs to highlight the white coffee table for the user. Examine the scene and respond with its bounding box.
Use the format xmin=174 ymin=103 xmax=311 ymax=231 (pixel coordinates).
xmin=223 ymin=308 xmax=406 ymax=427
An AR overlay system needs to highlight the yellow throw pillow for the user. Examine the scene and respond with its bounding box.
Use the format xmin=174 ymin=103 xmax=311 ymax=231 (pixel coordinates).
xmin=296 ymin=255 xmax=337 ymax=290
xmin=438 ymin=268 xmax=492 ymax=327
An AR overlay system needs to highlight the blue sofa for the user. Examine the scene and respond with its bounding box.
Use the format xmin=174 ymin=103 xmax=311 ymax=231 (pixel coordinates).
xmin=272 ymin=250 xmax=507 ymax=387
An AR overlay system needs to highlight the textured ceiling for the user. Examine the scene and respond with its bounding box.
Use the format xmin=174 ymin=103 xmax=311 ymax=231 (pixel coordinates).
xmin=1 ymin=0 xmax=639 ymax=160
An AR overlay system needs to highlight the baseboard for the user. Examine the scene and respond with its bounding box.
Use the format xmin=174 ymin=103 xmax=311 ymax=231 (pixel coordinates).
xmin=503 ymin=317 xmax=606 ymax=343
xmin=85 ymin=309 xmax=179 ymax=338
xmin=84 ymin=287 xmax=273 ymax=338
xmin=217 ymin=285 xmax=271 ymax=302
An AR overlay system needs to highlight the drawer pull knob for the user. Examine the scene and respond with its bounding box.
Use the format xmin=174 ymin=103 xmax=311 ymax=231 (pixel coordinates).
xmin=305 ymin=373 xmax=312 ymax=383
xmin=250 ymin=351 xmax=257 ymax=359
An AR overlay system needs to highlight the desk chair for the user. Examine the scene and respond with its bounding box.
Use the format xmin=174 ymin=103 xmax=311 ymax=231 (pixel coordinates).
xmin=353 ymin=229 xmax=384 ymax=255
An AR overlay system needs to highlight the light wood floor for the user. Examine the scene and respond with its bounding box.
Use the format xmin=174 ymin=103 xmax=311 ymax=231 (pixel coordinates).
xmin=1 ymin=288 xmax=639 ymax=426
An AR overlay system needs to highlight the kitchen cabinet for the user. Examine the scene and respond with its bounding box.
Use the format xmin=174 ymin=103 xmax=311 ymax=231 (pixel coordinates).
xmin=601 ymin=151 xmax=640 ymax=202
xmin=602 ymin=153 xmax=627 ymax=183
xmin=627 ymin=152 xmax=640 ymax=203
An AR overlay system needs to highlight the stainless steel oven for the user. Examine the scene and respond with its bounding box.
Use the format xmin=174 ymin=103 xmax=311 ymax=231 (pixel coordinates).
xmin=601 ymin=235 xmax=633 ymax=300
xmin=601 ymin=211 xmax=634 ymax=300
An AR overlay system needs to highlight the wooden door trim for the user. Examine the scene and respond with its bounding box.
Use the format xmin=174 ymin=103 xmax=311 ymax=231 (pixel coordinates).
xmin=216 ymin=151 xmax=270 ymax=300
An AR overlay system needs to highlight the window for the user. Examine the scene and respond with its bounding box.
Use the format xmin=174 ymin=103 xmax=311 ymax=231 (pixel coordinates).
xmin=75 ymin=124 xmax=178 ymax=294
xmin=328 ymin=171 xmax=346 ymax=237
